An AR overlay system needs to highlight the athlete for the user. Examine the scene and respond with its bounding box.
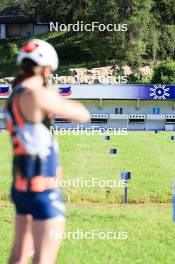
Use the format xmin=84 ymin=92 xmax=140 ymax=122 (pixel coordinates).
xmin=4 ymin=39 xmax=90 ymax=264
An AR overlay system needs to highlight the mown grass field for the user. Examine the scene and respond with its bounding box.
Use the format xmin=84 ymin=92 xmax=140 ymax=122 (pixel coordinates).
xmin=0 ymin=131 xmax=175 ymax=263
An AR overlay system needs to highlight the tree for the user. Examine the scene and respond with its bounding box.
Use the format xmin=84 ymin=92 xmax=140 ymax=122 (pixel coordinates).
xmin=117 ymin=0 xmax=154 ymax=65
xmin=158 ymin=25 xmax=175 ymax=60
xmin=152 ymin=0 xmax=175 ymax=25
xmin=83 ymin=0 xmax=122 ymax=63
xmin=22 ymin=0 xmax=88 ymax=22
xmin=0 ymin=0 xmax=16 ymax=11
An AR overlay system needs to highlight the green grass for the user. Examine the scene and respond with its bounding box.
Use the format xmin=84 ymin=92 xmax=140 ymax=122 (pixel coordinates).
xmin=1 ymin=131 xmax=175 ymax=203
xmin=0 ymin=203 xmax=175 ymax=264
xmin=0 ymin=131 xmax=175 ymax=263
xmin=58 ymin=131 xmax=175 ymax=203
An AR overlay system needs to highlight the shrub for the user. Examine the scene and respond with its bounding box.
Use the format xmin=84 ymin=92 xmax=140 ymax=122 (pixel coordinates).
xmin=6 ymin=43 xmax=19 ymax=59
xmin=152 ymin=60 xmax=175 ymax=84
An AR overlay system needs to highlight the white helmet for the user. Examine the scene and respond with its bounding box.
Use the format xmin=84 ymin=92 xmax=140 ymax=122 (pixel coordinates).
xmin=17 ymin=39 xmax=59 ymax=71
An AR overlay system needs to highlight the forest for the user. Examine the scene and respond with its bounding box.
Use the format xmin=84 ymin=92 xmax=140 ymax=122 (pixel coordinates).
xmin=0 ymin=0 xmax=175 ymax=83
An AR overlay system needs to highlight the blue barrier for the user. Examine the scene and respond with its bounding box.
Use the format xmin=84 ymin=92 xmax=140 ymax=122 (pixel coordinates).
xmin=126 ymin=172 xmax=131 ymax=180
xmin=120 ymin=172 xmax=126 ymax=180
xmin=110 ymin=148 xmax=117 ymax=154
xmin=120 ymin=172 xmax=132 ymax=203
xmin=120 ymin=172 xmax=132 ymax=181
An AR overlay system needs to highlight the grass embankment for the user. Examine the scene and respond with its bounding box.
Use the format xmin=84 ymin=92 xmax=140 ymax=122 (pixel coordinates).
xmin=0 ymin=31 xmax=101 ymax=78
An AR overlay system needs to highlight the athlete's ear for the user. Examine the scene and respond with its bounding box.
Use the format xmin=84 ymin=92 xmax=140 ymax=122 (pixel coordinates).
xmin=42 ymin=66 xmax=51 ymax=78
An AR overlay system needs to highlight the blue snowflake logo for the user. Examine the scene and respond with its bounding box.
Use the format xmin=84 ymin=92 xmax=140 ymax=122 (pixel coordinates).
xmin=149 ymin=85 xmax=170 ymax=99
